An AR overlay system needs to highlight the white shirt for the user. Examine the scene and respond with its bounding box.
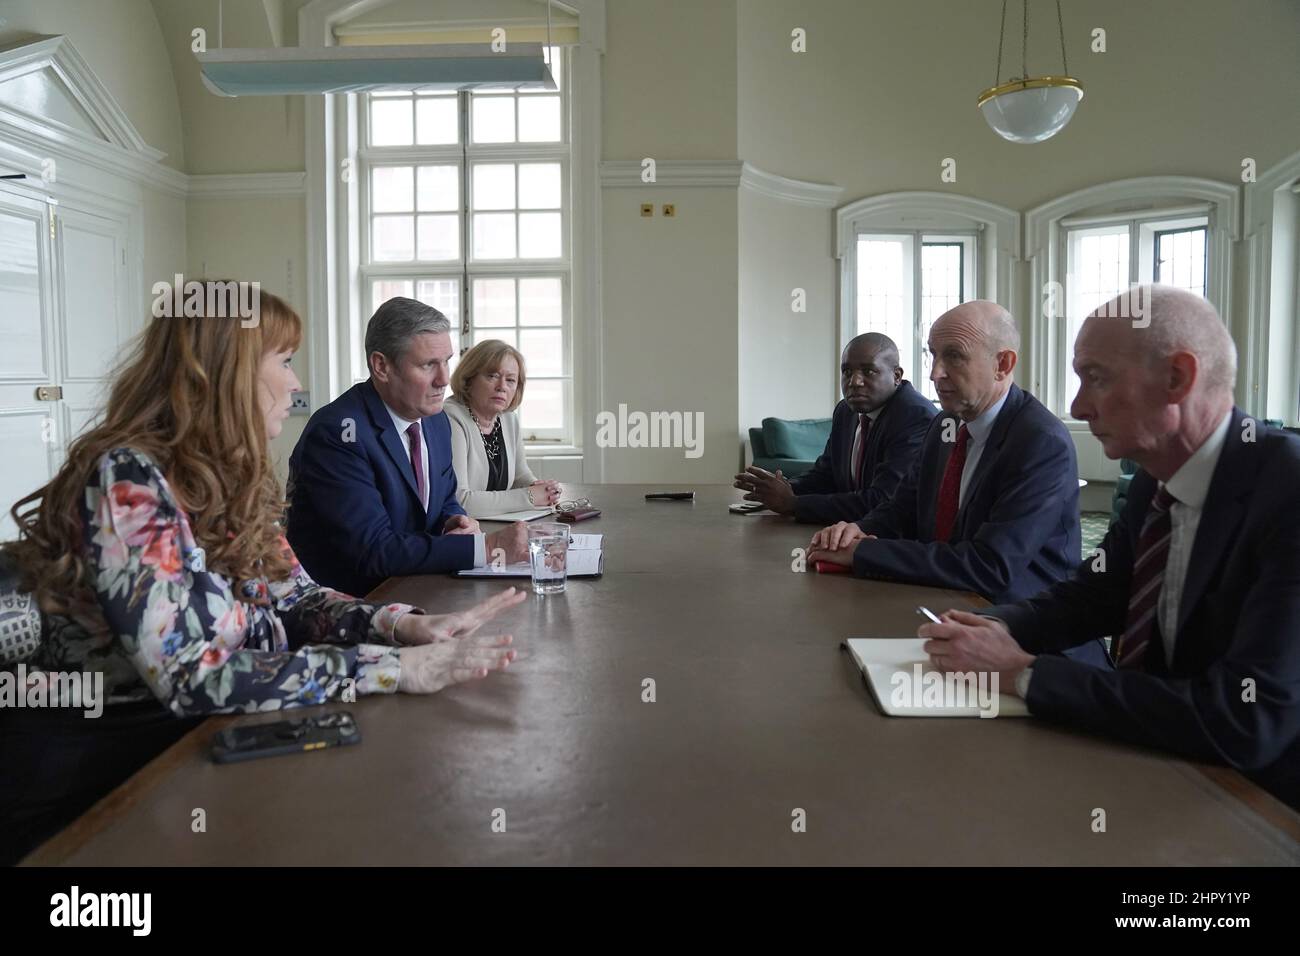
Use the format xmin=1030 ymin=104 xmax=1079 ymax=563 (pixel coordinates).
xmin=383 ymin=401 xmax=486 ymax=567
xmin=1156 ymin=409 xmax=1232 ymax=665
xmin=384 ymin=404 xmax=429 ymax=511
xmin=958 ymin=390 xmax=1009 ymax=508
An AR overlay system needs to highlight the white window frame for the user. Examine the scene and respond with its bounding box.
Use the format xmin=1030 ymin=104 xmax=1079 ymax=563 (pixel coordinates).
xmin=357 ymin=78 xmax=574 ymax=443
xmin=1244 ymin=150 xmax=1300 ymax=426
xmin=1025 ymin=176 xmax=1239 ymax=424
xmin=301 ymin=0 xmax=605 ymax=472
xmin=851 ymin=230 xmax=978 ymax=400
xmin=836 ymin=191 xmax=1019 ymax=406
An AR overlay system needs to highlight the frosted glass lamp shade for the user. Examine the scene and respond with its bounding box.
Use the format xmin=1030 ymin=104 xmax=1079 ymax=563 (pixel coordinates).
xmin=977 ymin=77 xmax=1084 ymax=144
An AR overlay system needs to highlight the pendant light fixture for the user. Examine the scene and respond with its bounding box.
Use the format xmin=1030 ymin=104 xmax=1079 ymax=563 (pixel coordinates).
xmin=977 ymin=0 xmax=1083 ymax=144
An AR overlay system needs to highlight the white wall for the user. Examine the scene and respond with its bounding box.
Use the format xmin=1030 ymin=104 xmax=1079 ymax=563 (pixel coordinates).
xmin=0 ymin=0 xmax=187 ymax=169
xmin=186 ymin=195 xmax=309 ymax=482
xmin=597 ymin=0 xmax=741 ymax=482
xmin=738 ymin=186 xmax=838 ymax=462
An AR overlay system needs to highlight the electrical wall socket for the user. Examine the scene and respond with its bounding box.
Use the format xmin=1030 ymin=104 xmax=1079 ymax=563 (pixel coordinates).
xmin=640 ymin=203 xmax=653 ymax=217
xmin=290 ymin=391 xmax=311 ymax=415
xmin=663 ymin=204 xmax=675 ymax=217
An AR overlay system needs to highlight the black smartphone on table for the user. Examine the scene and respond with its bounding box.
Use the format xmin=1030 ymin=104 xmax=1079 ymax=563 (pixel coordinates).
xmin=211 ymin=711 xmax=360 ymax=764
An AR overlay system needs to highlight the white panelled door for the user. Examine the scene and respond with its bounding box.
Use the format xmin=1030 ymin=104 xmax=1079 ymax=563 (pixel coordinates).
xmin=0 ymin=182 xmax=132 ymax=540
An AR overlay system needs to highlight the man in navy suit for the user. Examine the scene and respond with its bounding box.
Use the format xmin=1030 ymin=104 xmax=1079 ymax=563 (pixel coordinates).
xmin=733 ymin=333 xmax=936 ymax=524
xmin=808 ymin=302 xmax=1083 ymax=606
xmin=919 ymin=286 xmax=1300 ymax=808
xmin=287 ymin=298 xmax=528 ymax=596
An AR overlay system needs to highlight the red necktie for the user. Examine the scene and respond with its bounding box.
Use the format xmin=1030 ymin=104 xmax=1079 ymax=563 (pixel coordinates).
xmin=1114 ymin=486 xmax=1177 ymax=668
xmin=852 ymin=414 xmax=870 ymax=487
xmin=405 ymin=422 xmax=427 ymax=510
xmin=933 ymin=424 xmax=969 ymax=542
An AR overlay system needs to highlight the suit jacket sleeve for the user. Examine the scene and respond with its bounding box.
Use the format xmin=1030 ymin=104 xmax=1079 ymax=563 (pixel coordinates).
xmin=855 ymin=432 xmax=927 ymax=540
xmin=447 ymin=412 xmax=535 ymax=517
xmin=788 ymin=424 xmax=838 ymax=496
xmin=511 ymin=415 xmax=538 ymax=487
xmin=982 ymin=495 xmax=1137 ymax=653
xmin=1014 ymin=513 xmax=1300 ymax=773
xmin=850 ymin=420 xmax=1075 ymax=598
xmin=293 ymin=417 xmax=475 ymax=577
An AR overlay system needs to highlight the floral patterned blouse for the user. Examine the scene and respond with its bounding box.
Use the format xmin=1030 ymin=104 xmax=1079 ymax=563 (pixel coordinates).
xmin=33 ymin=447 xmax=417 ymax=716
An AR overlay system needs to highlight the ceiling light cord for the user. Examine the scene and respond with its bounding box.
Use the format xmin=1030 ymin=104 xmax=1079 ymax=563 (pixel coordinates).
xmin=994 ymin=0 xmax=1007 ymax=85
xmin=1057 ymin=0 xmax=1069 ymax=75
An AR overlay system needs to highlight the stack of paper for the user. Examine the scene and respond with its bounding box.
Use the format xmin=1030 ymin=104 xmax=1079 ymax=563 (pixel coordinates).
xmin=476 ymin=508 xmax=556 ymax=522
xmin=457 ymin=533 xmax=604 ymax=578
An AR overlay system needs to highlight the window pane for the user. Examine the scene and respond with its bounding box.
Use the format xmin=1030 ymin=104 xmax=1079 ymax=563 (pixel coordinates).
xmin=474 ymin=330 xmax=517 ymax=352
xmin=372 ymin=279 xmax=413 ymax=314
xmin=416 ymin=279 xmax=459 ymax=326
xmin=473 ymin=164 xmax=515 ymax=211
xmin=518 ymin=96 xmax=561 ymax=142
xmin=417 ymin=215 xmax=459 ymax=260
xmin=520 ymin=328 xmax=562 ymax=376
xmin=370 ymin=98 xmax=413 ymax=146
xmin=519 ymin=277 xmax=562 ymax=325
xmin=920 ymin=242 xmax=964 ymax=400
xmin=855 ymin=236 xmax=913 ymax=357
xmin=1156 ymin=227 xmax=1207 ymax=297
xmin=473 ymin=213 xmax=516 ymax=258
xmin=473 ymin=278 xmax=516 ymax=327
xmin=417 ymin=166 xmax=458 ymax=212
xmin=472 ymin=96 xmax=515 ymax=143
xmin=519 ymin=212 xmax=561 ymax=258
xmin=520 ymin=379 xmax=563 ymax=430
xmin=416 ymin=95 xmax=458 ymax=145
xmin=518 ymin=163 xmax=561 ymax=209
xmin=373 ymin=216 xmax=414 ymax=261
xmin=1067 ymin=225 xmax=1131 ymax=408
xmin=371 ymin=166 xmax=414 ymax=213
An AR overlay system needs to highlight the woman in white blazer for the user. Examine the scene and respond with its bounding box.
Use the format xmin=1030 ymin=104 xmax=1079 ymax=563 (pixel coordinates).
xmin=445 ymin=339 xmax=562 ymax=517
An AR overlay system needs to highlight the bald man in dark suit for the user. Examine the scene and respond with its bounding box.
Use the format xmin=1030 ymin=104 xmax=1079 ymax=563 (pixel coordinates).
xmin=918 ymin=286 xmax=1300 ymax=809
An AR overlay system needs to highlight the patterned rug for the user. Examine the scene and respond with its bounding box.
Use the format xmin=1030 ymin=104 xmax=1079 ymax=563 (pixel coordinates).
xmin=1080 ymin=511 xmax=1110 ymax=558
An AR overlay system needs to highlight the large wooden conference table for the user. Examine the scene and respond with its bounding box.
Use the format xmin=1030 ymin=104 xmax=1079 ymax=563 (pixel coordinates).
xmin=28 ymin=486 xmax=1300 ymax=865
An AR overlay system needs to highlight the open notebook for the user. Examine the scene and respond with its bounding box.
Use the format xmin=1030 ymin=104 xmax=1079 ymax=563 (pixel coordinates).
xmin=457 ymin=533 xmax=604 ymax=578
xmin=843 ymin=638 xmax=1028 ymax=718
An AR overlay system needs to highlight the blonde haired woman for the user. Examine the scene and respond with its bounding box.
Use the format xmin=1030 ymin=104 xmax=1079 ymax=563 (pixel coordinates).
xmin=444 ymin=339 xmax=561 ymax=517
xmin=0 ymin=286 xmax=521 ymax=862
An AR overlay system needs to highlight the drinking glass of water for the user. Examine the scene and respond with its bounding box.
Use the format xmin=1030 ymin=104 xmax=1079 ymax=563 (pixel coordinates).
xmin=528 ymin=522 xmax=569 ymax=595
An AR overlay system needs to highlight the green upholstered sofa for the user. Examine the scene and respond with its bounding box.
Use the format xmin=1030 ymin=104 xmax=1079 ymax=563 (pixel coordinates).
xmin=748 ymin=416 xmax=833 ymax=479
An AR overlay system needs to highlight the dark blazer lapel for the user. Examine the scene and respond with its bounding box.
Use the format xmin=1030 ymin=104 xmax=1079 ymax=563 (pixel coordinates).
xmin=1174 ymin=408 xmax=1253 ymax=637
xmin=837 ymin=403 xmax=857 ymax=490
xmin=361 ymin=380 xmax=421 ymax=504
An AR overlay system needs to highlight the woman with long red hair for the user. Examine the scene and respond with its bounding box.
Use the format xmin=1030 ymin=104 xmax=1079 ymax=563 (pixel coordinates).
xmin=0 ymin=285 xmax=522 ymax=862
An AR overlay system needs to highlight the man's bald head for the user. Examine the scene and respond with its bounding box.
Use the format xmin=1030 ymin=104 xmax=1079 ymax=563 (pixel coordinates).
xmin=844 ymin=332 xmax=900 ymax=369
xmin=841 ymin=332 xmax=903 ymax=413
xmin=1072 ymin=284 xmax=1237 ymax=479
xmin=930 ymin=300 xmax=1020 ymax=356
xmin=927 ymin=300 xmax=1019 ymax=420
xmin=1085 ymin=285 xmax=1236 ymax=397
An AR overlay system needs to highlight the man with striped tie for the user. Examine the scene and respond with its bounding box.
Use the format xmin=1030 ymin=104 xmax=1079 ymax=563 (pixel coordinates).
xmin=918 ymin=285 xmax=1300 ymax=809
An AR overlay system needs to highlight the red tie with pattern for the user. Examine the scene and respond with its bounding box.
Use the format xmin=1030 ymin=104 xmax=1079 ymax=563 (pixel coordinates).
xmin=933 ymin=424 xmax=969 ymax=542
xmin=405 ymin=422 xmax=427 ymax=510
xmin=1114 ymin=486 xmax=1178 ymax=668
xmin=851 ymin=414 xmax=870 ymax=487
